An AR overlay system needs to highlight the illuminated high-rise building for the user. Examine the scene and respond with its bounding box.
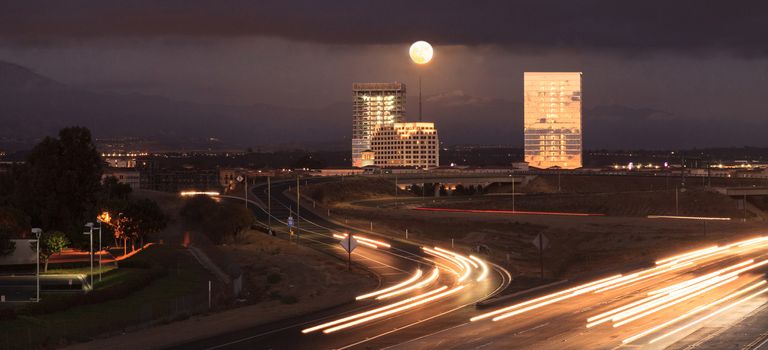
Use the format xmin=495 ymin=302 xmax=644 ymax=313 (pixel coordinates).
xmin=352 ymin=82 xmax=406 ymax=167
xmin=524 ymin=72 xmax=582 ymax=169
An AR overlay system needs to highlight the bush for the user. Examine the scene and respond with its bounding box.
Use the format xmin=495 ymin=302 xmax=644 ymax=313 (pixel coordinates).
xmin=266 ymin=273 xmax=282 ymax=284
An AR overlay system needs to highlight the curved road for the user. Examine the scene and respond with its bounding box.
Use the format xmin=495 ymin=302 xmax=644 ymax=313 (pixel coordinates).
xmin=172 ymin=177 xmax=510 ymax=350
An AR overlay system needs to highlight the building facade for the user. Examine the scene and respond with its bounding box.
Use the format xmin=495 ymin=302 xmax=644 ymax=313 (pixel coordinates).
xmin=524 ymin=72 xmax=582 ymax=169
xmin=102 ymin=169 xmax=141 ymax=189
xmin=352 ymin=82 xmax=406 ymax=167
xmin=370 ymin=122 xmax=439 ymax=168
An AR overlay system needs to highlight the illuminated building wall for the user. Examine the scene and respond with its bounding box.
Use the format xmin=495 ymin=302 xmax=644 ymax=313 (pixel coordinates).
xmin=370 ymin=122 xmax=439 ymax=168
xmin=352 ymin=82 xmax=406 ymax=167
xmin=524 ymin=72 xmax=582 ymax=169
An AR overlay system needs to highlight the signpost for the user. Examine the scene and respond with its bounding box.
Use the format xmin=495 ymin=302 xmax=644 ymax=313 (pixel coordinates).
xmin=287 ymin=215 xmax=294 ymax=238
xmin=340 ymin=234 xmax=358 ymax=271
xmin=532 ymin=233 xmax=550 ymax=280
xmin=236 ymin=175 xmax=247 ymax=208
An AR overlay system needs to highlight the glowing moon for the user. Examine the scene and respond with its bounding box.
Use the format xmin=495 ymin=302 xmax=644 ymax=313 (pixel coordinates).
xmin=409 ymin=41 xmax=433 ymax=65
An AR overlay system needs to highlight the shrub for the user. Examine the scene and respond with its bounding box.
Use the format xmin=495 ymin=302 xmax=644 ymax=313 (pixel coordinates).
xmin=266 ymin=273 xmax=282 ymax=284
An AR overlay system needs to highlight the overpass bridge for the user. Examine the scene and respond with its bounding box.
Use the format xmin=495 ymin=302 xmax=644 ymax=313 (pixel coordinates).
xmin=712 ymin=186 xmax=768 ymax=196
xmin=377 ymin=174 xmax=532 ymax=195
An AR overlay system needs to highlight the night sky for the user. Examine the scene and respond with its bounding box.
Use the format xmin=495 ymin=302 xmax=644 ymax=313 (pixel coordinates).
xmin=2 ymin=1 xmax=768 ymax=149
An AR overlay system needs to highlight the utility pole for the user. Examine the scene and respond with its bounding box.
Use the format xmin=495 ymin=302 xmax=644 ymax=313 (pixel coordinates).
xmin=675 ymin=185 xmax=679 ymax=216
xmin=96 ymin=220 xmax=102 ymax=281
xmin=32 ymin=228 xmax=42 ymax=302
xmin=512 ymin=176 xmax=516 ymax=213
xmin=267 ymin=176 xmax=272 ymax=235
xmin=744 ymin=194 xmax=748 ymax=222
xmin=347 ymin=233 xmax=352 ymax=271
xmin=244 ymin=174 xmax=248 ymax=209
xmin=296 ymin=175 xmax=300 ymax=243
xmin=538 ymin=233 xmax=544 ymax=281
xmin=395 ymin=175 xmax=398 ymax=209
xmin=84 ymin=224 xmax=94 ymax=288
xmin=419 ymin=76 xmax=422 ymax=122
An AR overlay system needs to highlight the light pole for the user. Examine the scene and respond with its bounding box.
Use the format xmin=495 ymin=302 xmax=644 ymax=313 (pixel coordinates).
xmin=267 ymin=175 xmax=272 ymax=235
xmin=31 ymin=228 xmax=42 ymax=302
xmin=84 ymin=223 xmax=95 ymax=288
xmin=296 ymin=175 xmax=300 ymax=243
xmin=95 ymin=218 xmax=103 ymax=282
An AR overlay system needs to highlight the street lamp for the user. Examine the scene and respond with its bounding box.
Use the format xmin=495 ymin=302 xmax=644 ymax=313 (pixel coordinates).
xmin=84 ymin=223 xmax=95 ymax=288
xmin=31 ymin=228 xmax=42 ymax=302
xmin=95 ymin=218 xmax=103 ymax=281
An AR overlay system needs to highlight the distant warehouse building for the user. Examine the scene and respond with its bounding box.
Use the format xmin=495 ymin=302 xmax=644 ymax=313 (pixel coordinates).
xmin=524 ymin=72 xmax=583 ymax=169
xmin=369 ymin=122 xmax=439 ymax=168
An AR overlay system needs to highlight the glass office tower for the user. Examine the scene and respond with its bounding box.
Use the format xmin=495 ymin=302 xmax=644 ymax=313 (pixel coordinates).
xmin=524 ymin=72 xmax=582 ymax=169
xmin=351 ymin=82 xmax=406 ymax=167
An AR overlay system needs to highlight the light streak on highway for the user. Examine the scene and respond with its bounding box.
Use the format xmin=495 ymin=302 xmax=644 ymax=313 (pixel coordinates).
xmin=376 ymin=268 xmax=440 ymax=300
xmin=322 ymin=286 xmax=465 ymax=334
xmin=355 ymin=269 xmax=424 ymax=300
xmin=470 ymin=274 xmax=624 ymax=322
xmin=649 ymin=285 xmax=768 ymax=344
xmin=332 ymin=233 xmax=392 ymax=249
xmin=304 ymin=244 xmax=491 ymax=336
xmin=623 ymin=280 xmax=768 ymax=344
xmin=302 ymin=286 xmax=450 ymax=334
xmin=470 ymin=234 xmax=768 ymax=349
xmin=470 ymin=255 xmax=489 ymax=282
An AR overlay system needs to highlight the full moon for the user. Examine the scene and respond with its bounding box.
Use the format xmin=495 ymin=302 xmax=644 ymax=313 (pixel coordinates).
xmin=409 ymin=41 xmax=433 ymax=65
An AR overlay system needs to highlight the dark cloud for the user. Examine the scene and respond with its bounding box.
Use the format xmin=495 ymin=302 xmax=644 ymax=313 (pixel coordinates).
xmin=2 ymin=1 xmax=768 ymax=55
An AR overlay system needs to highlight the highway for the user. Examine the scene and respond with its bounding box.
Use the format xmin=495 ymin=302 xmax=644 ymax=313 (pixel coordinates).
xmin=390 ymin=236 xmax=768 ymax=350
xmin=173 ymin=177 xmax=510 ymax=350
xmin=174 ymin=178 xmax=768 ymax=350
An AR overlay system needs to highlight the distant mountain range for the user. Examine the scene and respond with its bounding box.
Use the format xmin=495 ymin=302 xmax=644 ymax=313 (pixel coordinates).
xmin=1 ymin=60 xmax=766 ymax=152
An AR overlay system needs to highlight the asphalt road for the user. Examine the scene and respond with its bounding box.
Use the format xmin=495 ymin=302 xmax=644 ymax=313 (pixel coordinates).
xmin=172 ymin=177 xmax=509 ymax=350
xmin=174 ymin=177 xmax=768 ymax=350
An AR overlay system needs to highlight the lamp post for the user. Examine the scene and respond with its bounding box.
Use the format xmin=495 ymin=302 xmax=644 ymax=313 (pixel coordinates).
xmin=95 ymin=218 xmax=103 ymax=282
xmin=84 ymin=223 xmax=95 ymax=288
xmin=31 ymin=228 xmax=42 ymax=302
xmin=267 ymin=175 xmax=273 ymax=236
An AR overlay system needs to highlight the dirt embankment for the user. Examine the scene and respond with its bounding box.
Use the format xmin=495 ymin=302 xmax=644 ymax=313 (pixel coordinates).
xmin=220 ymin=230 xmax=375 ymax=308
xmin=303 ymin=176 xmax=410 ymax=205
xmin=303 ymin=176 xmax=768 ymax=280
xmin=426 ymin=190 xmax=751 ymax=218
xmin=516 ymin=174 xmax=766 ymax=194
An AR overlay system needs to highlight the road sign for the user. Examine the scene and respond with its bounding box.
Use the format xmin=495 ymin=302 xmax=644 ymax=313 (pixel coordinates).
xmin=287 ymin=216 xmax=294 ymax=228
xmin=236 ymin=175 xmax=244 ymax=183
xmin=340 ymin=236 xmax=358 ymax=253
xmin=532 ymin=233 xmax=550 ymax=250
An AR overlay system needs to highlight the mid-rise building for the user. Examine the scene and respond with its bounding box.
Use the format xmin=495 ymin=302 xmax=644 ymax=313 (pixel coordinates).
xmin=352 ymin=82 xmax=406 ymax=167
xmin=524 ymin=72 xmax=582 ymax=169
xmin=102 ymin=169 xmax=141 ymax=189
xmin=370 ymin=122 xmax=439 ymax=168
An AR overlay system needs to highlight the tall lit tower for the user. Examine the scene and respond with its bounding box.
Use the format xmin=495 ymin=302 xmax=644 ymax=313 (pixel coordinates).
xmin=523 ymin=72 xmax=582 ymax=169
xmin=351 ymin=82 xmax=406 ymax=167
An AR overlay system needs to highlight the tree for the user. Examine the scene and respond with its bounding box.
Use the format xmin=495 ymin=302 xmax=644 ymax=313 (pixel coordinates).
xmin=0 ymin=206 xmax=30 ymax=256
xmin=126 ymin=198 xmax=166 ymax=248
xmin=12 ymin=127 xmax=103 ymax=244
xmin=109 ymin=198 xmax=167 ymax=253
xmin=101 ymin=176 xmax=132 ymax=202
xmin=31 ymin=231 xmax=70 ymax=272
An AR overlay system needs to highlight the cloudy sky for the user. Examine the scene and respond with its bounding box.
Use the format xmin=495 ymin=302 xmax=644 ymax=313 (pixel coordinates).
xmin=2 ymin=1 xmax=768 ymax=149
